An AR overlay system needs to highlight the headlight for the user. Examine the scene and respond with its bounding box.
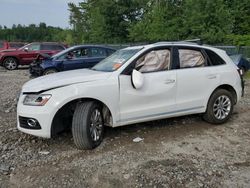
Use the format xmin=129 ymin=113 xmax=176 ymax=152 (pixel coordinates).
xmin=23 ymin=94 xmax=51 ymax=106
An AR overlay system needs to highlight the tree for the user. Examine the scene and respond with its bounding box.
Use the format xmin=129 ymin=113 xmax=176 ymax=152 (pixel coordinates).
xmin=68 ymin=0 xmax=147 ymax=43
xmin=182 ymin=0 xmax=232 ymax=44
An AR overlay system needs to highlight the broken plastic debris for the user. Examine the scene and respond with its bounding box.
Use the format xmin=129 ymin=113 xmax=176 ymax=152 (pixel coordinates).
xmin=38 ymin=151 xmax=50 ymax=155
xmin=133 ymin=137 xmax=144 ymax=143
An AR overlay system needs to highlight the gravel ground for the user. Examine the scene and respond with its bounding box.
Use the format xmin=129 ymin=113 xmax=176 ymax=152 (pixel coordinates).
xmin=0 ymin=67 xmax=250 ymax=188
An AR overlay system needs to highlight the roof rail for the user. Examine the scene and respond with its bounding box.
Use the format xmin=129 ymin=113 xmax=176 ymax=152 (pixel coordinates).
xmin=182 ymin=39 xmax=203 ymax=45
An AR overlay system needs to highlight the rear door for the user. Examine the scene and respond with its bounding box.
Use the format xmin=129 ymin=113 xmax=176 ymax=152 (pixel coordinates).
xmin=87 ymin=47 xmax=108 ymax=67
xmin=175 ymin=47 xmax=220 ymax=111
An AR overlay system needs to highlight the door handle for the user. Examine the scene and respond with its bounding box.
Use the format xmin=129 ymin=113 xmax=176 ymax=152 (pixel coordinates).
xmin=207 ymin=74 xmax=217 ymax=79
xmin=164 ymin=79 xmax=175 ymax=84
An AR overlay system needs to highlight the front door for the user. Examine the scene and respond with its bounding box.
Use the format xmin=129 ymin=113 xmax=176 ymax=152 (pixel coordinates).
xmin=119 ymin=48 xmax=177 ymax=124
xmin=63 ymin=47 xmax=89 ymax=70
xmin=19 ymin=43 xmax=40 ymax=64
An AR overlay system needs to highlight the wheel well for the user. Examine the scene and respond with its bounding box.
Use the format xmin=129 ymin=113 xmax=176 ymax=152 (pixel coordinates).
xmin=3 ymin=56 xmax=19 ymax=65
xmin=45 ymin=67 xmax=58 ymax=71
xmin=213 ymin=84 xmax=237 ymax=104
xmin=51 ymin=98 xmax=113 ymax=137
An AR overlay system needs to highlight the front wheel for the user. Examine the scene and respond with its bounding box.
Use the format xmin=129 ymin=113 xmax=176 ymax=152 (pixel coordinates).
xmin=43 ymin=68 xmax=58 ymax=75
xmin=72 ymin=101 xmax=104 ymax=149
xmin=203 ymin=89 xmax=234 ymax=124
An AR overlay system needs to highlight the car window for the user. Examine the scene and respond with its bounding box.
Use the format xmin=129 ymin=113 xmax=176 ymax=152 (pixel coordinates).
xmin=90 ymin=47 xmax=107 ymax=57
xmin=58 ymin=48 xmax=88 ymax=60
xmin=107 ymin=49 xmax=116 ymax=56
xmin=41 ymin=44 xmax=64 ymax=51
xmin=205 ymin=49 xmax=226 ymax=66
xmin=179 ymin=49 xmax=205 ymax=68
xmin=25 ymin=43 xmax=40 ymax=51
xmin=135 ymin=49 xmax=171 ymax=73
xmin=54 ymin=45 xmax=65 ymax=50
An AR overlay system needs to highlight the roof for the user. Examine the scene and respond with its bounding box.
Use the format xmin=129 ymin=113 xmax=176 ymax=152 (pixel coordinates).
xmin=125 ymin=41 xmax=225 ymax=53
xmin=69 ymin=44 xmax=116 ymax=50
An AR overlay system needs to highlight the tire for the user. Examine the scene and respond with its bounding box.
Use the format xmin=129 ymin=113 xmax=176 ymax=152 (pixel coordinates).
xmin=72 ymin=101 xmax=104 ymax=149
xmin=43 ymin=68 xmax=58 ymax=75
xmin=3 ymin=57 xmax=18 ymax=70
xmin=203 ymin=89 xmax=234 ymax=124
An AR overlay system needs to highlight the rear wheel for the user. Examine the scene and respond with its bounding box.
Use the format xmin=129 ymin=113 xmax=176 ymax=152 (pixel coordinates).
xmin=3 ymin=57 xmax=18 ymax=70
xmin=203 ymin=89 xmax=234 ymax=124
xmin=43 ymin=68 xmax=58 ymax=75
xmin=72 ymin=101 xmax=104 ymax=150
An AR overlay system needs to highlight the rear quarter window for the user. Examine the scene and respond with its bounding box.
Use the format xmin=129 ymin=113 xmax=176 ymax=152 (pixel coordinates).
xmin=90 ymin=47 xmax=107 ymax=57
xmin=205 ymin=49 xmax=226 ymax=66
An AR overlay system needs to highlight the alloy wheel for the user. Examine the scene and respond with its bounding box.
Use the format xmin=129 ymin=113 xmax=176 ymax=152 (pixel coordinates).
xmin=213 ymin=95 xmax=231 ymax=120
xmin=89 ymin=109 xmax=103 ymax=142
xmin=5 ymin=58 xmax=17 ymax=70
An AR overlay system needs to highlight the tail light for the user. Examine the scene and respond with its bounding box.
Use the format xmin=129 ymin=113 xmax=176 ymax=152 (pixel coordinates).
xmin=237 ymin=68 xmax=245 ymax=97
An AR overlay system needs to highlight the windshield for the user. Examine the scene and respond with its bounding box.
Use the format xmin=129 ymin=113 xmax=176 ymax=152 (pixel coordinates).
xmin=91 ymin=48 xmax=142 ymax=72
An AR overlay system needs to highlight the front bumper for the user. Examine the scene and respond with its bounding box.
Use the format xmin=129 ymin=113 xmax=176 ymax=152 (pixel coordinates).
xmin=29 ymin=63 xmax=44 ymax=77
xmin=17 ymin=95 xmax=56 ymax=138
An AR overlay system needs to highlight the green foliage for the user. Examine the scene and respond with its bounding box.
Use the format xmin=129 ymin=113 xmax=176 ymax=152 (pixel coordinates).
xmin=69 ymin=0 xmax=147 ymax=43
xmin=245 ymin=71 xmax=250 ymax=79
xmin=68 ymin=0 xmax=250 ymax=45
xmin=0 ymin=23 xmax=74 ymax=45
xmin=182 ymin=0 xmax=232 ymax=44
xmin=224 ymin=35 xmax=250 ymax=46
xmin=129 ymin=0 xmax=184 ymax=42
xmin=1 ymin=0 xmax=250 ymax=45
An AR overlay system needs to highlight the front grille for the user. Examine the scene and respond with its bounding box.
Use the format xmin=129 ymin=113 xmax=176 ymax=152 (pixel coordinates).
xmin=19 ymin=116 xmax=41 ymax=130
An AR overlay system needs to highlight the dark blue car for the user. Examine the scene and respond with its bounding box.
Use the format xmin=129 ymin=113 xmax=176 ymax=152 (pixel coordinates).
xmin=30 ymin=45 xmax=116 ymax=76
xmin=230 ymin=54 xmax=250 ymax=75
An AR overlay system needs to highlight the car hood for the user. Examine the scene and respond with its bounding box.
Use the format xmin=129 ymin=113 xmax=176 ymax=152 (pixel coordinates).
xmin=22 ymin=69 xmax=112 ymax=93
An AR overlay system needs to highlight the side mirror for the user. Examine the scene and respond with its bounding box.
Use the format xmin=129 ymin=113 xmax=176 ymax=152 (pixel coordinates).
xmin=24 ymin=47 xmax=29 ymax=52
xmin=131 ymin=69 xmax=144 ymax=89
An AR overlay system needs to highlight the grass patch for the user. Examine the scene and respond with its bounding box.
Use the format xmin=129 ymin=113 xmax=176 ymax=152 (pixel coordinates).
xmin=244 ymin=71 xmax=250 ymax=79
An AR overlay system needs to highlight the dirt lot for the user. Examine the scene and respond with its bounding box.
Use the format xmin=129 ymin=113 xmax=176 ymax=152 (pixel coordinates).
xmin=0 ymin=67 xmax=250 ymax=188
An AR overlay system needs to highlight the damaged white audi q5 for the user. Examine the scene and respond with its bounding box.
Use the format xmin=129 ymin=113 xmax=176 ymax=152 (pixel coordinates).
xmin=17 ymin=42 xmax=244 ymax=149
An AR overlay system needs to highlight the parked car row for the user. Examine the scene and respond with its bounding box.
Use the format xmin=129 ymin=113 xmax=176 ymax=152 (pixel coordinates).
xmin=0 ymin=41 xmax=249 ymax=78
xmin=29 ymin=45 xmax=116 ymax=76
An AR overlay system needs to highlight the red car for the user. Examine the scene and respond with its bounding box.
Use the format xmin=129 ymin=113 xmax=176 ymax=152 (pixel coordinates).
xmin=0 ymin=42 xmax=67 ymax=70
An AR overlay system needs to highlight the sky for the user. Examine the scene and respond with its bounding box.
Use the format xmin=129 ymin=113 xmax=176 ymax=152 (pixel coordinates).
xmin=0 ymin=0 xmax=82 ymax=28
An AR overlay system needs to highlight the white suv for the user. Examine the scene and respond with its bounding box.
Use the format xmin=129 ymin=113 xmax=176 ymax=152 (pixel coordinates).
xmin=17 ymin=42 xmax=243 ymax=149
